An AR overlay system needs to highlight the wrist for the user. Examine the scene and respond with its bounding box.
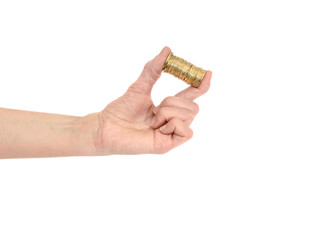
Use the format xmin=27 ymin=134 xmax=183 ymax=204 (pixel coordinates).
xmin=72 ymin=112 xmax=101 ymax=156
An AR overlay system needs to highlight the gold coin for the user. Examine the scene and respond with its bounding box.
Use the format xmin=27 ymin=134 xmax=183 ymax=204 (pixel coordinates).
xmin=162 ymin=52 xmax=206 ymax=88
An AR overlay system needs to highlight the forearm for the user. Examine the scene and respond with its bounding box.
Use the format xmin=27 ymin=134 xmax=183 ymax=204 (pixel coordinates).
xmin=0 ymin=108 xmax=99 ymax=159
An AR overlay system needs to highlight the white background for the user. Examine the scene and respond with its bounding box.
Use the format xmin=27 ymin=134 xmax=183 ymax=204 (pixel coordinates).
xmin=0 ymin=0 xmax=310 ymax=239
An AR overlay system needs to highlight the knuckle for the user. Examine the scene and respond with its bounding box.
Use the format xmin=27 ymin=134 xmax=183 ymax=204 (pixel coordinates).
xmin=190 ymin=112 xmax=195 ymax=120
xmin=143 ymin=60 xmax=161 ymax=79
xmin=163 ymin=96 xmax=174 ymax=106
xmin=170 ymin=118 xmax=179 ymax=125
xmin=143 ymin=60 xmax=152 ymax=70
xmin=193 ymin=102 xmax=200 ymax=114
xmin=188 ymin=129 xmax=194 ymax=138
xmin=185 ymin=109 xmax=195 ymax=120
xmin=157 ymin=108 xmax=167 ymax=118
xmin=157 ymin=107 xmax=164 ymax=115
xmin=151 ymin=69 xmax=161 ymax=80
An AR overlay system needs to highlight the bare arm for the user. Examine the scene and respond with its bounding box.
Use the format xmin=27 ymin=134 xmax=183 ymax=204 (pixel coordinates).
xmin=0 ymin=47 xmax=212 ymax=159
xmin=0 ymin=108 xmax=98 ymax=158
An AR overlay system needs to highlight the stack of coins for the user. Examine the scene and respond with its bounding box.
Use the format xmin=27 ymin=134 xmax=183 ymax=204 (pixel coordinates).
xmin=162 ymin=52 xmax=206 ymax=88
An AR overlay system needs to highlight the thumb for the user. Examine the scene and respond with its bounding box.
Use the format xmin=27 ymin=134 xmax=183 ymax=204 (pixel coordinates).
xmin=129 ymin=46 xmax=171 ymax=95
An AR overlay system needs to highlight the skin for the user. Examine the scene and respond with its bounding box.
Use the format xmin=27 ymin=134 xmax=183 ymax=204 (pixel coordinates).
xmin=0 ymin=47 xmax=212 ymax=159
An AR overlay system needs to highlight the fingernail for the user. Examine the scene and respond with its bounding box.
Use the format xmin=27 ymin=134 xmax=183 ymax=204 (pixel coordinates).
xmin=160 ymin=124 xmax=167 ymax=132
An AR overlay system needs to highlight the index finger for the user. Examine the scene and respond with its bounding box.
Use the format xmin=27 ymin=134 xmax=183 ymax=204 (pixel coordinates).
xmin=175 ymin=70 xmax=212 ymax=101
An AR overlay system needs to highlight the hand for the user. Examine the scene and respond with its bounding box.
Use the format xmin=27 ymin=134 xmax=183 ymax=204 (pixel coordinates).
xmin=0 ymin=47 xmax=211 ymax=159
xmin=94 ymin=47 xmax=212 ymax=155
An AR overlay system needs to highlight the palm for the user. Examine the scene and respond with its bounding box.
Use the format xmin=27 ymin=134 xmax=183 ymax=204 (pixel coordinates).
xmin=99 ymin=89 xmax=177 ymax=154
